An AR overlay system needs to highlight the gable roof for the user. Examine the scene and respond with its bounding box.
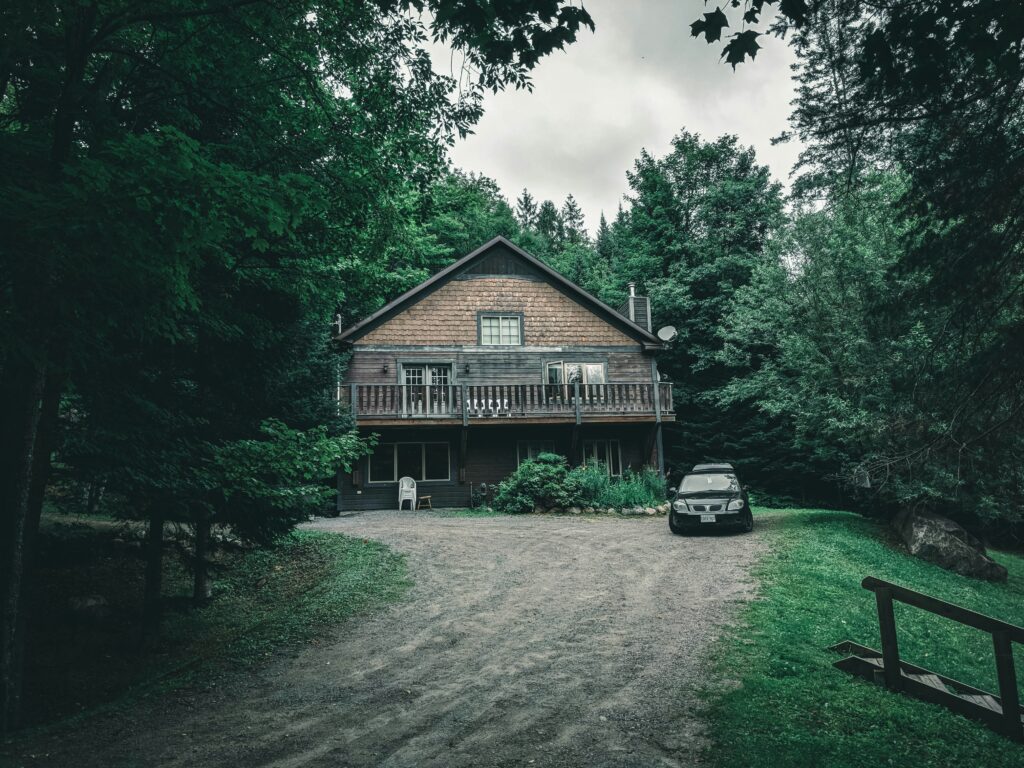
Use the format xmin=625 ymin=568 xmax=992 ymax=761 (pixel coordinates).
xmin=335 ymin=236 xmax=662 ymax=349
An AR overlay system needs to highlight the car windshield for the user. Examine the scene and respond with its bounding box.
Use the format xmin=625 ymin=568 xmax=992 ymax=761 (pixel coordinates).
xmin=679 ymin=473 xmax=739 ymax=494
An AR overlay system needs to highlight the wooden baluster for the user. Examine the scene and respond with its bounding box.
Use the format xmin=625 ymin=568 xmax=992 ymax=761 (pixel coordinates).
xmin=875 ymin=588 xmax=903 ymax=690
xmin=993 ymin=631 xmax=1022 ymax=739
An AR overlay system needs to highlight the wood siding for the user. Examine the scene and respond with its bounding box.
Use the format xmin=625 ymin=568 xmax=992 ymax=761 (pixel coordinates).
xmin=344 ymin=348 xmax=650 ymax=386
xmin=337 ymin=424 xmax=657 ymax=511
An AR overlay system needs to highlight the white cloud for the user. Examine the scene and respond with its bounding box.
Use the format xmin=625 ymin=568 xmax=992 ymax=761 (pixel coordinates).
xmin=432 ymin=0 xmax=803 ymax=233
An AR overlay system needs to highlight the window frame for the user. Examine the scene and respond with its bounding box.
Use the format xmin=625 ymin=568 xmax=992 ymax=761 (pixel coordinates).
xmin=367 ymin=441 xmax=452 ymax=484
xmin=477 ymin=311 xmax=524 ymax=346
xmin=544 ymin=361 xmax=608 ymax=384
xmin=581 ymin=439 xmax=623 ymax=476
xmin=516 ymin=440 xmax=556 ymax=467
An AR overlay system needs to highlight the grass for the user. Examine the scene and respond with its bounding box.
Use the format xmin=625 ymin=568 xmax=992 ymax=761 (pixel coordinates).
xmin=18 ymin=514 xmax=409 ymax=732
xmin=704 ymin=508 xmax=1024 ymax=767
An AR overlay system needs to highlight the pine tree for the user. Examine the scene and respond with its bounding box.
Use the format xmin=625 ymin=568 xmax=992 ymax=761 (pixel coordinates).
xmin=515 ymin=188 xmax=538 ymax=229
xmin=535 ymin=200 xmax=562 ymax=247
xmin=595 ymin=212 xmax=612 ymax=263
xmin=561 ymin=194 xmax=587 ymax=244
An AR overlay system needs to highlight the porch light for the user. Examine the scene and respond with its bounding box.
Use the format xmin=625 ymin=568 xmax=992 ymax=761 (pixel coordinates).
xmin=382 ymin=363 xmax=389 ymax=374
xmin=464 ymin=363 xmax=470 ymax=373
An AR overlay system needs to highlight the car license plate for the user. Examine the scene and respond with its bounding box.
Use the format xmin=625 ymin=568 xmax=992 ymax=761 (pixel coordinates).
xmin=700 ymin=514 xmax=716 ymax=523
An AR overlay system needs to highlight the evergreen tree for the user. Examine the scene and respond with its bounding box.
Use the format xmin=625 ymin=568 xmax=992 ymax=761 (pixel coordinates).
xmin=515 ymin=189 xmax=539 ymax=229
xmin=534 ymin=200 xmax=563 ymax=252
xmin=560 ymin=194 xmax=587 ymax=244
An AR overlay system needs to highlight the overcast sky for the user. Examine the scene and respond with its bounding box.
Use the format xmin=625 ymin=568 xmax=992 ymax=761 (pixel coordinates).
xmin=434 ymin=0 xmax=803 ymax=233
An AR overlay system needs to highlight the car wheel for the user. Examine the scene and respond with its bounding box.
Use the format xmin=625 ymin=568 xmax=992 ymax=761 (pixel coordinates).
xmin=741 ymin=510 xmax=754 ymax=533
xmin=669 ymin=516 xmax=686 ymax=535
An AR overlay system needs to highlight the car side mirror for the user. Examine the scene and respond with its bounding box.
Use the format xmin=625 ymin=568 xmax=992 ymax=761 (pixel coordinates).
xmin=667 ymin=488 xmax=677 ymax=500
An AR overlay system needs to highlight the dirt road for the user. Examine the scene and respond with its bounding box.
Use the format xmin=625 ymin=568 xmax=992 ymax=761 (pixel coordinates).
xmin=12 ymin=512 xmax=766 ymax=768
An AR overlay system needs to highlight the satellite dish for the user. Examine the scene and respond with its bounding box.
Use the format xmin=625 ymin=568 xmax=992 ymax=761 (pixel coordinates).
xmin=657 ymin=325 xmax=677 ymax=342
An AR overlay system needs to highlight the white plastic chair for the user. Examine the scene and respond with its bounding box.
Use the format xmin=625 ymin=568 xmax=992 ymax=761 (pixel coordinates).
xmin=398 ymin=476 xmax=417 ymax=511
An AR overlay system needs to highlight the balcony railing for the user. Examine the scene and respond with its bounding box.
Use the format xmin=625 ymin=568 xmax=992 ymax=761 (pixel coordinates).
xmin=343 ymin=382 xmax=674 ymax=422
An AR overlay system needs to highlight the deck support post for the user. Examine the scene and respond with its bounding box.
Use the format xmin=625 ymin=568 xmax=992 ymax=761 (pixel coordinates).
xmin=461 ymin=384 xmax=468 ymax=427
xmin=655 ymin=423 xmax=665 ymax=478
xmin=350 ymin=383 xmax=357 ymax=418
xmin=993 ymin=630 xmax=1022 ymax=738
xmin=574 ymin=383 xmax=581 ymax=425
xmin=875 ymin=588 xmax=902 ymax=690
xmin=459 ymin=428 xmax=468 ymax=485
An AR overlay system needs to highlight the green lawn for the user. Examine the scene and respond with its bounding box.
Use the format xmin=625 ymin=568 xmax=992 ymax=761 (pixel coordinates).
xmin=20 ymin=517 xmax=409 ymax=732
xmin=705 ymin=509 xmax=1024 ymax=767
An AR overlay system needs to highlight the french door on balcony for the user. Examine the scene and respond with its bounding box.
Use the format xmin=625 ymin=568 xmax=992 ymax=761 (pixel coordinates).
xmin=402 ymin=364 xmax=452 ymax=415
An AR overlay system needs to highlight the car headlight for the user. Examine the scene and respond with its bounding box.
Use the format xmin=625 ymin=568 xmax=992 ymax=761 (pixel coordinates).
xmin=727 ymin=499 xmax=745 ymax=511
xmin=672 ymin=500 xmax=687 ymax=512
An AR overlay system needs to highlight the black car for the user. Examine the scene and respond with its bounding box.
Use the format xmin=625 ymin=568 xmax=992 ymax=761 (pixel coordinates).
xmin=668 ymin=463 xmax=753 ymax=534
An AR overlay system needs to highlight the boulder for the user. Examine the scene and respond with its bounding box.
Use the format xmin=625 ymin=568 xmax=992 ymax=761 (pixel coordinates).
xmin=644 ymin=507 xmax=656 ymax=516
xmin=568 ymin=507 xmax=582 ymax=515
xmin=606 ymin=507 xmax=617 ymax=515
xmin=892 ymin=509 xmax=1007 ymax=582
xmin=583 ymin=507 xmax=595 ymax=515
xmin=533 ymin=506 xmax=545 ymax=515
xmin=548 ymin=507 xmax=563 ymax=515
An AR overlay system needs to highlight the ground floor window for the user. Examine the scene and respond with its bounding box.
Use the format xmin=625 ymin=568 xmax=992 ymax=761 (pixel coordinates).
xmin=516 ymin=440 xmax=556 ymax=466
xmin=582 ymin=439 xmax=622 ymax=476
xmin=369 ymin=442 xmax=450 ymax=482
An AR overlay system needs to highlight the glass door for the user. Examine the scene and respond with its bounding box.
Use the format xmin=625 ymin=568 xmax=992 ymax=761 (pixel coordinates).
xmin=429 ymin=365 xmax=451 ymax=413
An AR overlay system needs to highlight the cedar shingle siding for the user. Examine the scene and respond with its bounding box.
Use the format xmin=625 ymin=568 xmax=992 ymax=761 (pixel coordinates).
xmin=359 ymin=277 xmax=636 ymax=347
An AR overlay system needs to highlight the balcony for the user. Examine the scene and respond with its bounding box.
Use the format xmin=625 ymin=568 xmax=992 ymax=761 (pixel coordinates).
xmin=343 ymin=382 xmax=674 ymax=425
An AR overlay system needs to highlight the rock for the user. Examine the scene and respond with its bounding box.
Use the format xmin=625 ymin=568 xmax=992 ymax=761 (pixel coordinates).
xmin=632 ymin=506 xmax=645 ymax=516
xmin=69 ymin=595 xmax=111 ymax=621
xmin=644 ymin=507 xmax=656 ymax=516
xmin=657 ymin=503 xmax=670 ymax=515
xmin=892 ymin=509 xmax=1008 ymax=582
xmin=568 ymin=507 xmax=582 ymax=515
xmin=583 ymin=507 xmax=595 ymax=515
xmin=606 ymin=507 xmax=616 ymax=515
xmin=533 ymin=506 xmax=545 ymax=515
xmin=548 ymin=507 xmax=563 ymax=515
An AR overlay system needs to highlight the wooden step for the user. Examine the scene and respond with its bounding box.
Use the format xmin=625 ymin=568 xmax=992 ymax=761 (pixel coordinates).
xmin=960 ymin=694 xmax=1003 ymax=714
xmin=905 ymin=672 xmax=947 ymax=691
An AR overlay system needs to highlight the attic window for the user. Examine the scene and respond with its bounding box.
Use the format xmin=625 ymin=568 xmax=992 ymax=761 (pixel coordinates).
xmin=479 ymin=314 xmax=522 ymax=345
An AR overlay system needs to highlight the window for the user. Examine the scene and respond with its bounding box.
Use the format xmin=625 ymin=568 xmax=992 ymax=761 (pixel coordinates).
xmin=582 ymin=439 xmax=622 ymax=476
xmin=516 ymin=440 xmax=556 ymax=466
xmin=368 ymin=442 xmax=450 ymax=482
xmin=402 ymin=364 xmax=450 ymax=386
xmin=545 ymin=362 xmax=606 ymax=384
xmin=480 ymin=314 xmax=522 ymax=345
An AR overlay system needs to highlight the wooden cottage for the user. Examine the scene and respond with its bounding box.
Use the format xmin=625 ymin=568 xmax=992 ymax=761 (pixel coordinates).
xmin=334 ymin=237 xmax=674 ymax=511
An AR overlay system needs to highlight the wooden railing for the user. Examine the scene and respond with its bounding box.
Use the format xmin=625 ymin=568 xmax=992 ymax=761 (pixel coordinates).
xmin=343 ymin=382 xmax=673 ymax=421
xmin=831 ymin=576 xmax=1023 ymax=741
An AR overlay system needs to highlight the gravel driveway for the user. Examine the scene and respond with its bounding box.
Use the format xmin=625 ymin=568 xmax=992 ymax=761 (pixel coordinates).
xmin=15 ymin=512 xmax=766 ymax=768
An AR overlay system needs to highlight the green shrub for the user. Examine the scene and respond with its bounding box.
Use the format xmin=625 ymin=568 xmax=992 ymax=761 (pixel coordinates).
xmin=492 ymin=453 xmax=585 ymax=513
xmin=494 ymin=454 xmax=668 ymax=514
xmin=570 ymin=465 xmax=665 ymax=508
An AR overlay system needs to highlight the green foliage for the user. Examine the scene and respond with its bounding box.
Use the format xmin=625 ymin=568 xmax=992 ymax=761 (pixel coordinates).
xmin=22 ymin=518 xmax=408 ymax=729
xmin=569 ymin=464 xmax=666 ymax=508
xmin=705 ymin=508 xmax=1024 ymax=767
xmin=494 ymin=456 xmax=664 ymax=513
xmin=492 ymin=453 xmax=584 ymax=514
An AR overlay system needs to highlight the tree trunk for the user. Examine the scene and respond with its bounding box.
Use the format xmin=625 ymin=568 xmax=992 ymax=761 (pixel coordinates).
xmin=86 ymin=482 xmax=105 ymax=515
xmin=0 ymin=361 xmax=46 ymax=734
xmin=141 ymin=508 xmax=165 ymax=641
xmin=192 ymin=517 xmax=211 ymax=606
